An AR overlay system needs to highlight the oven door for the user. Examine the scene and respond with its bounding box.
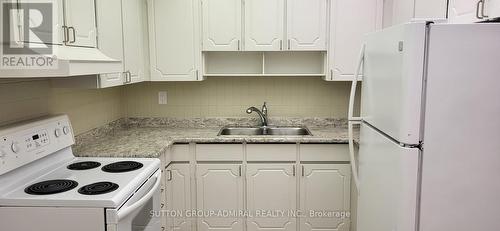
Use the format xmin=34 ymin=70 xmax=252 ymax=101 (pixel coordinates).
xmin=106 ymin=169 xmax=162 ymax=231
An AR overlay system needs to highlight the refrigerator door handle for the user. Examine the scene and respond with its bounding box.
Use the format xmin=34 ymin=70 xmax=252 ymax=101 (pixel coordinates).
xmin=348 ymin=44 xmax=365 ymax=193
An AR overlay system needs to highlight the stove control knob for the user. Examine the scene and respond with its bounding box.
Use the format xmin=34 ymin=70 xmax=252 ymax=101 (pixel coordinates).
xmin=11 ymin=142 xmax=20 ymax=154
xmin=63 ymin=126 xmax=70 ymax=135
xmin=55 ymin=128 xmax=62 ymax=137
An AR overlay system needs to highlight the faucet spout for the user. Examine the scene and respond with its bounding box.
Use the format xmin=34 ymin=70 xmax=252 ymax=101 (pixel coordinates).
xmin=246 ymin=104 xmax=269 ymax=127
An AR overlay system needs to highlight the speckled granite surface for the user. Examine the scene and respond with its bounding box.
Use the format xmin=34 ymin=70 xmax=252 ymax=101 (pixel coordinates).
xmin=73 ymin=118 xmax=358 ymax=158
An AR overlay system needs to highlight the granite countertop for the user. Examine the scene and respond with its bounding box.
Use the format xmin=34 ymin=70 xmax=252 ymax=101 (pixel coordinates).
xmin=73 ymin=118 xmax=358 ymax=158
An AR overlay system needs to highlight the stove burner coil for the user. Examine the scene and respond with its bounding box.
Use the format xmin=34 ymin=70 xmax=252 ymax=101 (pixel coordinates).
xmin=67 ymin=161 xmax=101 ymax=170
xmin=102 ymin=161 xmax=143 ymax=173
xmin=25 ymin=180 xmax=78 ymax=195
xmin=78 ymin=182 xmax=119 ymax=195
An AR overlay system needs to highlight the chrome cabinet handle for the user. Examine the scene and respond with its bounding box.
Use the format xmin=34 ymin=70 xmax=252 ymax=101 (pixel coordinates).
xmin=476 ymin=0 xmax=483 ymax=19
xmin=238 ymin=165 xmax=242 ymax=177
xmin=301 ymin=165 xmax=305 ymax=177
xmin=62 ymin=26 xmax=69 ymax=43
xmin=292 ymin=165 xmax=296 ymax=176
xmin=481 ymin=0 xmax=488 ymax=18
xmin=68 ymin=27 xmax=76 ymax=43
xmin=237 ymin=40 xmax=241 ymax=51
xmin=166 ymin=170 xmax=172 ymax=181
xmin=288 ymin=39 xmax=291 ymax=50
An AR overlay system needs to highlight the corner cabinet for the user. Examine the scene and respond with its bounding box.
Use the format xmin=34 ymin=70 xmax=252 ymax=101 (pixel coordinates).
xmin=122 ymin=0 xmax=150 ymax=84
xmin=165 ymin=163 xmax=193 ymax=231
xmin=287 ymin=0 xmax=328 ymax=51
xmin=327 ymin=0 xmax=382 ymax=81
xmin=148 ymin=0 xmax=202 ymax=81
xmin=244 ymin=0 xmax=285 ymax=51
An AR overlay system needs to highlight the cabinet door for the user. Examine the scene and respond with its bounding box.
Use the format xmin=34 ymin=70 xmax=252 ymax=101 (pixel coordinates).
xmin=196 ymin=164 xmax=244 ymax=231
xmin=487 ymin=0 xmax=500 ymax=19
xmin=63 ymin=0 xmax=97 ymax=47
xmin=246 ymin=164 xmax=296 ymax=231
xmin=286 ymin=0 xmax=328 ymax=51
xmin=148 ymin=0 xmax=201 ymax=81
xmin=166 ymin=164 xmax=192 ymax=231
xmin=244 ymin=0 xmax=285 ymax=51
xmin=328 ymin=0 xmax=382 ymax=81
xmin=300 ymin=164 xmax=351 ymax=231
xmin=19 ymin=0 xmax=64 ymax=45
xmin=122 ymin=0 xmax=149 ymax=84
xmin=95 ymin=0 xmax=125 ymax=88
xmin=202 ymin=0 xmax=242 ymax=51
xmin=448 ymin=0 xmax=483 ymax=23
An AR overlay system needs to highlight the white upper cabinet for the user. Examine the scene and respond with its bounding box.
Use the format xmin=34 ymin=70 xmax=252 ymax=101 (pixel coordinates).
xmin=244 ymin=0 xmax=285 ymax=51
xmin=19 ymin=0 xmax=65 ymax=45
xmin=328 ymin=0 xmax=382 ymax=81
xmin=448 ymin=0 xmax=484 ymax=23
xmin=489 ymin=0 xmax=500 ymax=19
xmin=63 ymin=0 xmax=97 ymax=47
xmin=447 ymin=0 xmax=500 ymax=23
xmin=122 ymin=0 xmax=149 ymax=83
xmin=202 ymin=0 xmax=242 ymax=51
xmin=148 ymin=0 xmax=202 ymax=81
xmin=286 ymin=0 xmax=328 ymax=51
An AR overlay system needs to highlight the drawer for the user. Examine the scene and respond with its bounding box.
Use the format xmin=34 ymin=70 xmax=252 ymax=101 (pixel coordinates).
xmin=247 ymin=144 xmax=297 ymax=161
xmin=299 ymin=144 xmax=349 ymax=162
xmin=169 ymin=144 xmax=190 ymax=161
xmin=196 ymin=144 xmax=244 ymax=161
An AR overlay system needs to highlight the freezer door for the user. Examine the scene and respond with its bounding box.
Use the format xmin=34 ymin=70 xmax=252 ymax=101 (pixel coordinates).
xmin=361 ymin=22 xmax=427 ymax=145
xmin=357 ymin=123 xmax=420 ymax=231
xmin=419 ymin=23 xmax=500 ymax=231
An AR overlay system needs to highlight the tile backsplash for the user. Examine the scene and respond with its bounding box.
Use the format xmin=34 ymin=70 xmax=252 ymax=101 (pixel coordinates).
xmin=0 ymin=77 xmax=360 ymax=135
xmin=123 ymin=77 xmax=360 ymax=118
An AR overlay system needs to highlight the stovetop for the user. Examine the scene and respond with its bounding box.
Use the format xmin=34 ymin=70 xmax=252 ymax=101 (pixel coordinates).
xmin=0 ymin=157 xmax=160 ymax=208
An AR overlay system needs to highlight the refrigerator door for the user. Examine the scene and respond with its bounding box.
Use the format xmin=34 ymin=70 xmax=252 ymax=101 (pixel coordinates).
xmin=361 ymin=22 xmax=427 ymax=145
xmin=419 ymin=23 xmax=500 ymax=231
xmin=357 ymin=122 xmax=420 ymax=231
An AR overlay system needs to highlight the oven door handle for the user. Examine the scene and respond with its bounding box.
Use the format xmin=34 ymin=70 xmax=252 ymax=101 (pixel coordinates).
xmin=116 ymin=170 xmax=161 ymax=220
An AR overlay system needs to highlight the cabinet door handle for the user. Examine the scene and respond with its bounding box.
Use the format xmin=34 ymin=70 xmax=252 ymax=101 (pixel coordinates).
xmin=292 ymin=165 xmax=296 ymax=176
xmin=167 ymin=170 xmax=172 ymax=181
xmin=301 ymin=165 xmax=305 ymax=177
xmin=62 ymin=26 xmax=68 ymax=43
xmin=238 ymin=165 xmax=242 ymax=177
xmin=481 ymin=0 xmax=488 ymax=18
xmin=476 ymin=0 xmax=484 ymax=19
xmin=288 ymin=39 xmax=291 ymax=50
xmin=237 ymin=40 xmax=241 ymax=51
xmin=280 ymin=40 xmax=283 ymax=50
xmin=68 ymin=26 xmax=76 ymax=43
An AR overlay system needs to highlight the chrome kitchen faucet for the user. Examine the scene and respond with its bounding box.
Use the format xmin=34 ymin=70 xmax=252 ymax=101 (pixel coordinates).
xmin=246 ymin=102 xmax=268 ymax=127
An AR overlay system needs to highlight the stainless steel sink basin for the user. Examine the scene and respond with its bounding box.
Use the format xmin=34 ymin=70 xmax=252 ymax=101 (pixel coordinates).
xmin=218 ymin=126 xmax=312 ymax=136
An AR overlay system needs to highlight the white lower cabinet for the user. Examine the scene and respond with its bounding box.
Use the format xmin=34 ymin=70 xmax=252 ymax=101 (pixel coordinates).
xmin=166 ymin=163 xmax=192 ymax=231
xmin=196 ymin=164 xmax=244 ymax=231
xmin=300 ymin=164 xmax=351 ymax=231
xmin=246 ymin=164 xmax=297 ymax=231
xmin=164 ymin=144 xmax=351 ymax=231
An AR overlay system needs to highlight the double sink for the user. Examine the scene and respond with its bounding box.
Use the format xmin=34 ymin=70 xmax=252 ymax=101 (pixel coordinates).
xmin=218 ymin=126 xmax=312 ymax=136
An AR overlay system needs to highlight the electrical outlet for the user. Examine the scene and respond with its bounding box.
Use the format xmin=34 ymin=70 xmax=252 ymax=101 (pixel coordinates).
xmin=158 ymin=91 xmax=167 ymax=105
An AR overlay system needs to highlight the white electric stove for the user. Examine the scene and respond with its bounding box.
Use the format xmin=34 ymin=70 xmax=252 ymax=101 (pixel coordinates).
xmin=0 ymin=115 xmax=162 ymax=231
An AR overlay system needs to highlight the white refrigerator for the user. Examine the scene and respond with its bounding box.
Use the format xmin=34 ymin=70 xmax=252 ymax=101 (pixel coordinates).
xmin=351 ymin=21 xmax=500 ymax=231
